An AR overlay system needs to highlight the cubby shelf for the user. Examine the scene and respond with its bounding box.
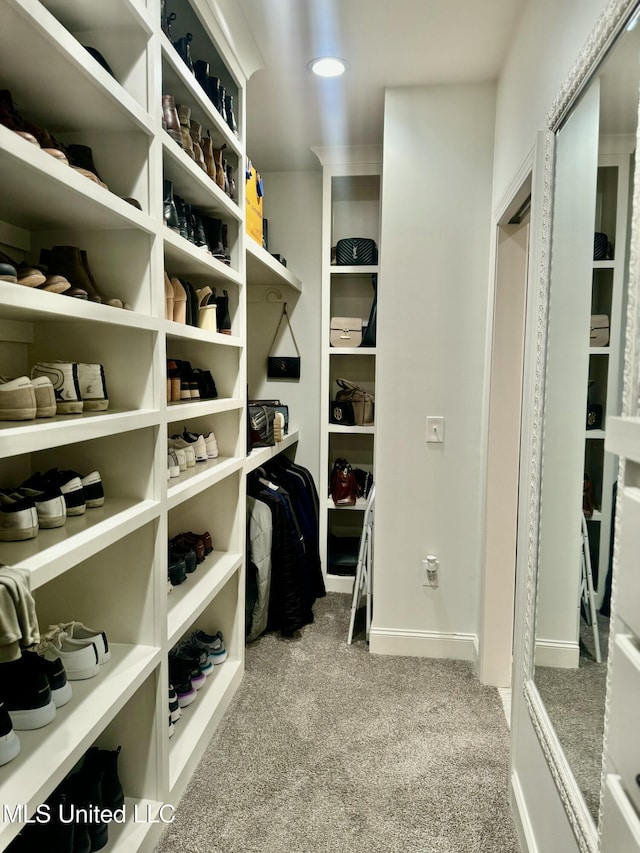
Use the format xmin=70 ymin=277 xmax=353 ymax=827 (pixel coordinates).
xmin=163 ymin=227 xmax=242 ymax=285
xmin=168 ymin=553 xmax=242 ymax=643
xmin=0 ymin=644 xmax=161 ymax=850
xmin=167 ymin=455 xmax=245 ymax=507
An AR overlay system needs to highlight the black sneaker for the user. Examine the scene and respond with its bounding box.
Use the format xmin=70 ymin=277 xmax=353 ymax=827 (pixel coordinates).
xmin=168 ymin=556 xmax=187 ymax=586
xmin=0 ymin=700 xmax=20 ymax=765
xmin=0 ymin=656 xmax=56 ymax=730
xmin=23 ymin=651 xmax=72 ymax=708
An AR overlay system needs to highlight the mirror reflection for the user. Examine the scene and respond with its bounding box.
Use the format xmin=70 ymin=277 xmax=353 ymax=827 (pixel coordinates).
xmin=533 ymin=18 xmax=640 ymax=823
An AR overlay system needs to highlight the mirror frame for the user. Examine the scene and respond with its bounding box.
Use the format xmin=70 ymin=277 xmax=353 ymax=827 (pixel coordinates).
xmin=520 ymin=1 xmax=640 ymax=851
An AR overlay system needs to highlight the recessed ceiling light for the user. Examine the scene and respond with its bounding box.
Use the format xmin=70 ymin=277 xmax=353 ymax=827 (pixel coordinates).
xmin=308 ymin=57 xmax=348 ymax=78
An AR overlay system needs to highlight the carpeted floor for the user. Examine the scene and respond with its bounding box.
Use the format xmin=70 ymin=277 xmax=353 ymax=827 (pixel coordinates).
xmin=156 ymin=594 xmax=520 ymax=853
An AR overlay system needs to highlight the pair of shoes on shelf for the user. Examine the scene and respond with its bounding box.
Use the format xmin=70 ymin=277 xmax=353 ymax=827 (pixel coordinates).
xmin=40 ymin=245 xmax=130 ymax=308
xmin=168 ymin=631 xmax=225 ymax=707
xmin=0 ymin=374 xmax=56 ymax=420
xmin=0 ymin=646 xmax=74 ymax=734
xmin=166 ymin=359 xmax=218 ymax=403
xmin=162 ymin=181 xmax=232 ymax=264
xmin=37 ymin=621 xmax=110 ymax=682
xmin=170 ymin=531 xmax=213 ymax=566
xmin=0 ymin=90 xmax=109 ymax=189
xmin=191 ymin=55 xmax=238 ymax=136
xmin=176 ymin=427 xmax=218 ymax=461
xmin=8 ymin=742 xmax=123 ymax=852
xmin=0 ymin=249 xmax=69 ymax=292
xmin=31 ymin=361 xmax=109 ymax=415
xmin=0 ymin=469 xmax=103 ymax=540
xmin=168 ymin=683 xmax=181 ymax=736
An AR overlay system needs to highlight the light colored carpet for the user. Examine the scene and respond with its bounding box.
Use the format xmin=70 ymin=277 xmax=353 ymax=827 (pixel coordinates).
xmin=156 ymin=594 xmax=520 ymax=853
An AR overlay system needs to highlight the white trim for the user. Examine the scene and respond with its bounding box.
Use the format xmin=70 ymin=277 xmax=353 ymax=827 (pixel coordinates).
xmin=511 ymin=769 xmax=540 ymax=853
xmin=534 ymin=639 xmax=580 ymax=668
xmin=493 ymin=143 xmax=536 ymax=223
xmin=369 ymin=627 xmax=477 ymax=660
xmin=311 ymin=145 xmax=383 ymax=167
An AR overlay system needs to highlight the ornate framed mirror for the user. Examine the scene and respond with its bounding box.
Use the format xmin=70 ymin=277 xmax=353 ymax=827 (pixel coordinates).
xmin=520 ymin=1 xmax=640 ymax=850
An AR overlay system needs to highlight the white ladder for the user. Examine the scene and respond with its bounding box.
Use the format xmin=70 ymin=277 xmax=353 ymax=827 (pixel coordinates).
xmin=580 ymin=512 xmax=602 ymax=664
xmin=347 ymin=487 xmax=375 ymax=645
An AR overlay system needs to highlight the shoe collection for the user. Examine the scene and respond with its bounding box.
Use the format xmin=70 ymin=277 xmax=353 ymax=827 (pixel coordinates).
xmin=167 ymin=426 xmax=219 ymax=478
xmin=168 ymin=629 xmax=227 ymax=733
xmin=162 ymin=7 xmax=238 ymax=138
xmin=166 ymin=358 xmax=218 ymax=403
xmin=168 ymin=529 xmax=214 ymax=589
xmin=0 ymin=362 xmax=108 ymax=422
xmin=163 ymin=179 xmax=232 ymax=266
xmin=0 ymin=620 xmax=108 ymax=738
xmin=162 ymin=95 xmax=237 ymax=202
xmin=5 ymin=743 xmax=124 ymax=853
xmin=164 ymin=273 xmax=231 ymax=333
xmin=0 ymin=469 xmax=104 ymax=541
xmin=0 ymin=243 xmax=130 ymax=308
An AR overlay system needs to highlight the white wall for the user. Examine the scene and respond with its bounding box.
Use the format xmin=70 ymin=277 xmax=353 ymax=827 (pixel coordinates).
xmin=370 ymin=83 xmax=496 ymax=660
xmin=247 ymin=171 xmax=322 ymax=483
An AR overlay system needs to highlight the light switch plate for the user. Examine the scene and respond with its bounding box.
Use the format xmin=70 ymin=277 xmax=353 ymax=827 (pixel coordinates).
xmin=426 ymin=416 xmax=444 ymax=443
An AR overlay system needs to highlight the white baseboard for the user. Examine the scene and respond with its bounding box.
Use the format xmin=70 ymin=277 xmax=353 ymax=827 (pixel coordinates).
xmin=368 ymin=627 xmax=477 ymax=660
xmin=534 ymin=638 xmax=580 ymax=668
xmin=510 ymin=769 xmax=538 ymax=853
xmin=325 ymin=574 xmax=355 ymax=594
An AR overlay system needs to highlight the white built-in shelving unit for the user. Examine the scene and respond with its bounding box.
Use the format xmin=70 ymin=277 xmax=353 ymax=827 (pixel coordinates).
xmin=0 ymin=0 xmax=249 ymax=849
xmin=315 ymin=151 xmax=381 ymax=594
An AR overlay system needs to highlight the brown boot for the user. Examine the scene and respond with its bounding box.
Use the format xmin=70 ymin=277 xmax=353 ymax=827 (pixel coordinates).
xmin=189 ymin=122 xmax=206 ymax=171
xmin=212 ymin=147 xmax=225 ymax=191
xmin=162 ymin=95 xmax=182 ymax=146
xmin=200 ymin=136 xmax=217 ymax=183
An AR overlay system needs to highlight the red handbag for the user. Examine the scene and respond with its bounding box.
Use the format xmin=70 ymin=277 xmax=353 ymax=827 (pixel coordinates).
xmin=329 ymin=458 xmax=359 ymax=507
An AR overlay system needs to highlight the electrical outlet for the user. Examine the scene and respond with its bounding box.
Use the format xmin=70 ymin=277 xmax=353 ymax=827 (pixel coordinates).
xmin=426 ymin=416 xmax=444 ymax=443
xmin=422 ymin=556 xmax=439 ymax=587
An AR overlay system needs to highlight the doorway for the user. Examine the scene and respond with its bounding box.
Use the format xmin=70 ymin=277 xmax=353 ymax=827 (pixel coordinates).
xmin=478 ymin=176 xmax=531 ymax=687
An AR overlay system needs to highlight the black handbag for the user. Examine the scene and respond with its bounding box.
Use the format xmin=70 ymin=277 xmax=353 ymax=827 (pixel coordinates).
xmin=335 ymin=238 xmax=378 ymax=266
xmin=329 ymin=400 xmax=356 ymax=426
xmin=360 ymin=274 xmax=377 ymax=347
xmin=593 ymin=232 xmax=612 ymax=261
xmin=267 ymin=303 xmax=301 ymax=379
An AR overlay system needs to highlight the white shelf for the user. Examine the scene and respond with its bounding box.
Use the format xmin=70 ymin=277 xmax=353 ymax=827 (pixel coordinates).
xmin=589 ymin=346 xmax=610 ymax=355
xmin=168 ymin=552 xmax=242 ymax=644
xmin=163 ymin=227 xmax=242 ymax=286
xmin=330 ymin=265 xmax=379 ymax=275
xmin=162 ymin=134 xmax=241 ymax=222
xmin=1 ymin=499 xmax=160 ymax=590
xmin=329 ymin=347 xmax=377 ymax=356
xmin=245 ymin=429 xmax=300 ymax=472
xmin=593 ymin=260 xmax=615 ymax=269
xmin=326 ymin=497 xmax=369 ymax=511
xmin=0 ymin=284 xmax=158 ymax=330
xmin=586 ymin=429 xmax=606 ymax=439
xmin=40 ymin=0 xmax=153 ymax=35
xmin=104 ymin=798 xmax=165 ymax=853
xmin=0 ymin=643 xmax=161 ymax=851
xmin=164 ymin=397 xmax=244 ymax=420
xmin=169 ymin=657 xmax=242 ymax=791
xmin=163 ymin=320 xmax=243 ymax=347
xmin=245 ymin=239 xmax=302 ymax=291
xmin=167 ymin=456 xmax=245 ymax=508
xmin=328 ymin=424 xmax=376 ymax=434
xmin=0 ymin=409 xmax=160 ymax=458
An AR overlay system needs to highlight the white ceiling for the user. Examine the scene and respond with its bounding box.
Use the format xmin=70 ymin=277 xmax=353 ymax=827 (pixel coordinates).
xmin=237 ymin=0 xmax=526 ymax=171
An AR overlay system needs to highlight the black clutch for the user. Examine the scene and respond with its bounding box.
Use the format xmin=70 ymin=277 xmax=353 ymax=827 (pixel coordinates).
xmin=335 ymin=238 xmax=378 ymax=266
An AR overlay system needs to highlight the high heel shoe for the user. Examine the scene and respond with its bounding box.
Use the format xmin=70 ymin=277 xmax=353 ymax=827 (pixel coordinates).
xmin=164 ymin=272 xmax=174 ymax=321
xmin=197 ymin=287 xmax=217 ymax=332
xmin=171 ymin=278 xmax=187 ymax=324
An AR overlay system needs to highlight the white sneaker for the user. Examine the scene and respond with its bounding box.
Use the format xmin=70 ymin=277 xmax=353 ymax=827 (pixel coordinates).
xmin=168 ymin=451 xmax=180 ymax=479
xmin=17 ymin=484 xmax=66 ymax=529
xmin=37 ymin=631 xmax=99 ymax=680
xmin=30 ymin=376 xmax=56 ymax=418
xmin=168 ymin=439 xmax=194 ymax=468
xmin=0 ymin=376 xmax=36 ymax=420
xmin=181 ymin=430 xmax=208 ymax=462
xmin=0 ymin=494 xmax=38 ymax=541
xmin=77 ymin=363 xmax=109 ymax=412
xmin=31 ymin=362 xmax=82 ymax=415
xmin=50 ymin=621 xmax=110 ymax=665
xmin=203 ymin=431 xmax=218 ymax=458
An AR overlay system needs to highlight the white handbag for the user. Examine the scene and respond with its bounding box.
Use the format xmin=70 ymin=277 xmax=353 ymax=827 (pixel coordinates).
xmin=330 ymin=317 xmax=362 ymax=347
xmin=590 ymin=314 xmax=609 ymax=347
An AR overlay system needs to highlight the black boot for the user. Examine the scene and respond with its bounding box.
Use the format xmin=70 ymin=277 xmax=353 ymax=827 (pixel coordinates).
xmin=163 ymin=180 xmax=180 ymax=230
xmin=201 ymin=215 xmax=226 ymax=261
xmin=173 ymin=33 xmax=194 ymax=73
xmin=361 ymin=274 xmax=377 ymax=347
xmin=208 ymin=77 xmax=221 ymax=113
xmin=218 ymin=86 xmax=227 ymax=123
xmin=194 ymin=60 xmax=209 ymax=95
xmin=174 ymin=194 xmax=189 ymax=240
xmin=216 ymin=289 xmax=231 ymax=334
xmin=192 ymin=212 xmax=208 ymax=248
xmin=221 ymin=222 xmax=231 ymax=265
xmin=224 ymin=95 xmax=237 ymax=135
